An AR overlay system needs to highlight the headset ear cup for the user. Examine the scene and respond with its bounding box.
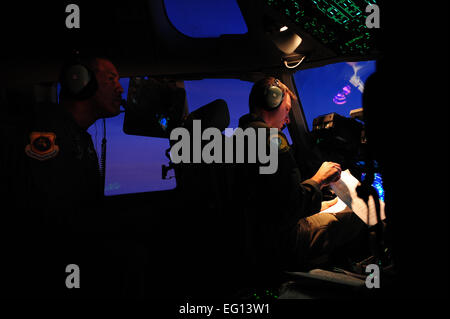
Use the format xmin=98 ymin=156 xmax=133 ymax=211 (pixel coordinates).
xmin=65 ymin=65 xmax=91 ymax=95
xmin=264 ymin=85 xmax=284 ymax=110
xmin=59 ymin=61 xmax=98 ymax=100
xmin=77 ymin=67 xmax=98 ymax=100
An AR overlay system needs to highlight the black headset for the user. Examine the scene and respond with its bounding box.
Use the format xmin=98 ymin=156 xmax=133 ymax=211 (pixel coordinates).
xmin=263 ymin=78 xmax=285 ymax=111
xmin=59 ymin=51 xmax=98 ymax=100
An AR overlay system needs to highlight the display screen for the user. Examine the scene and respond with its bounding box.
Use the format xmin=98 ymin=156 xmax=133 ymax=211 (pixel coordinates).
xmin=358 ymin=159 xmax=384 ymax=202
xmin=361 ymin=172 xmax=384 ymax=202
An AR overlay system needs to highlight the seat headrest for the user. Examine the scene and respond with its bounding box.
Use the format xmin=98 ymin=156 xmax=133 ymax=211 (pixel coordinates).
xmin=185 ymin=99 xmax=230 ymax=132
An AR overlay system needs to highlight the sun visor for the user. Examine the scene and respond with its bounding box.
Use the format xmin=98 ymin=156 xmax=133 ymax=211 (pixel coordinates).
xmin=123 ymin=77 xmax=186 ymax=138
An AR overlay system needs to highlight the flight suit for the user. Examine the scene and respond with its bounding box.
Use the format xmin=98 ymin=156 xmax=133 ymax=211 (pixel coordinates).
xmin=11 ymin=103 xmax=108 ymax=297
xmin=24 ymin=103 xmax=102 ymax=229
xmin=236 ymin=113 xmax=365 ymax=271
xmin=236 ymin=113 xmax=323 ymax=270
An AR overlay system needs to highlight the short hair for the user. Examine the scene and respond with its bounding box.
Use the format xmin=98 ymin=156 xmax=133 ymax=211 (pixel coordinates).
xmin=249 ymin=77 xmax=297 ymax=113
xmin=81 ymin=56 xmax=114 ymax=73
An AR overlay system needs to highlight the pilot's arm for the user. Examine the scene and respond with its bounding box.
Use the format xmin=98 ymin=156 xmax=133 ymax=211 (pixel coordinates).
xmin=24 ymin=109 xmax=103 ymax=230
xmin=268 ymin=131 xmax=341 ymax=229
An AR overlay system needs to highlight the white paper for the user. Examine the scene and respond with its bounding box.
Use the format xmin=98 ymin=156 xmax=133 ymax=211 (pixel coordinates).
xmin=322 ymin=170 xmax=386 ymax=226
xmin=320 ymin=197 xmax=352 ymax=214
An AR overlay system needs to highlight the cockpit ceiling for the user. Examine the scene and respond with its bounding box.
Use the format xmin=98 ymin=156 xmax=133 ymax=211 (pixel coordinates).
xmin=0 ymin=1 xmax=381 ymax=85
xmin=263 ymin=0 xmax=380 ymax=57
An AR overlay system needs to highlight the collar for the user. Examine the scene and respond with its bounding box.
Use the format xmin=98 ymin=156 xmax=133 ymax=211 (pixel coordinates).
xmin=238 ymin=113 xmax=266 ymax=128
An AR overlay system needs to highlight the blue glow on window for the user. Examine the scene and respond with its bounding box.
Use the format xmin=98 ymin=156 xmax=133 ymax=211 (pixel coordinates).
xmin=164 ymin=0 xmax=248 ymax=37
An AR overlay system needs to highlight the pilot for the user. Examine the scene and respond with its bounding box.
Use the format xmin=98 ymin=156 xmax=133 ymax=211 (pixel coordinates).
xmin=236 ymin=77 xmax=364 ymax=271
xmin=16 ymin=55 xmax=124 ymax=297
xmin=24 ymin=56 xmax=123 ymax=227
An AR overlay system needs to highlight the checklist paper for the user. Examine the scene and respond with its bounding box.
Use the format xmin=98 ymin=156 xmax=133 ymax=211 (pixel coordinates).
xmin=320 ymin=170 xmax=386 ymax=226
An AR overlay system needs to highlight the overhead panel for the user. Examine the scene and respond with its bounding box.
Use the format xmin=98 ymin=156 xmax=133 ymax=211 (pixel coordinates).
xmin=265 ymin=0 xmax=379 ymax=56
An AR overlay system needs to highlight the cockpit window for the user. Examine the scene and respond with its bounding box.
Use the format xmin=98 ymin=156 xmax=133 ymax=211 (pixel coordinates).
xmin=293 ymin=60 xmax=376 ymax=130
xmin=87 ymin=78 xmax=176 ymax=196
xmin=163 ymin=0 xmax=248 ymax=37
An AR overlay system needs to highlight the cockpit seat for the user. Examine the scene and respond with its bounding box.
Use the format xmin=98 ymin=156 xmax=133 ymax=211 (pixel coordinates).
xmin=174 ymin=98 xmax=245 ymax=297
xmin=183 ymin=98 xmax=230 ymax=132
xmin=179 ymin=98 xmax=231 ymax=213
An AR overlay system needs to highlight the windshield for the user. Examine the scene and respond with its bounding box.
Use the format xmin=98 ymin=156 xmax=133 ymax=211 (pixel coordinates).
xmin=294 ymin=60 xmax=376 ymax=130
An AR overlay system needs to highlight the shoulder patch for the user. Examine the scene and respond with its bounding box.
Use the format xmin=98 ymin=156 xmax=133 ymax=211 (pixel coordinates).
xmin=268 ymin=133 xmax=289 ymax=152
xmin=25 ymin=132 xmax=59 ymax=161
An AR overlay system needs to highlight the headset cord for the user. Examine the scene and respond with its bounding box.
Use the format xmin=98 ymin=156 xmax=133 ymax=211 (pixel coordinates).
xmin=100 ymin=118 xmax=107 ymax=195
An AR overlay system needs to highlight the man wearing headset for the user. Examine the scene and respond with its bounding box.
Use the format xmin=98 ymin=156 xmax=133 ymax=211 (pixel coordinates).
xmin=236 ymin=77 xmax=364 ymax=272
xmin=25 ymin=56 xmax=123 ymax=223
xmin=16 ymin=55 xmax=125 ymax=297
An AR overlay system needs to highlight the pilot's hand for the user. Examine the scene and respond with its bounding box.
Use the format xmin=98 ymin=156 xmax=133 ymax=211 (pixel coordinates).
xmin=311 ymin=161 xmax=342 ymax=189
xmin=320 ymin=197 xmax=338 ymax=212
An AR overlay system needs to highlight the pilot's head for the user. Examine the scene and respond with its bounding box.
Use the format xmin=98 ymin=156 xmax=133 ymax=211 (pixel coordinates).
xmin=249 ymin=77 xmax=297 ymax=130
xmin=90 ymin=58 xmax=124 ymax=118
xmin=59 ymin=57 xmax=124 ymax=128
